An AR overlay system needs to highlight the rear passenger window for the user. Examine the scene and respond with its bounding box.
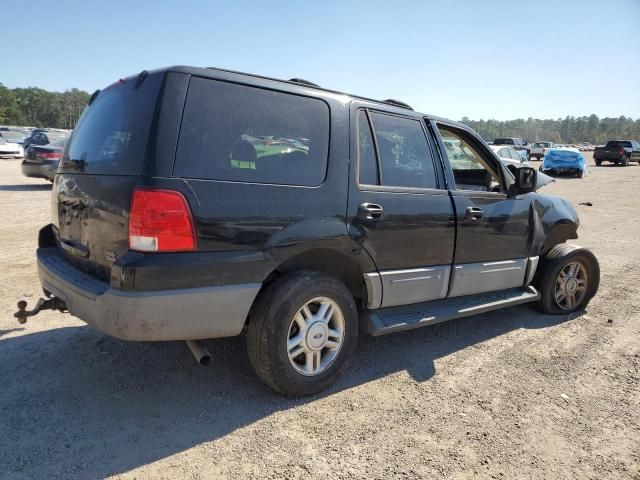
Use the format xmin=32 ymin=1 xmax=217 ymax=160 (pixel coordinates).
xmin=369 ymin=112 xmax=437 ymax=189
xmin=174 ymin=77 xmax=329 ymax=186
xmin=357 ymin=111 xmax=378 ymax=185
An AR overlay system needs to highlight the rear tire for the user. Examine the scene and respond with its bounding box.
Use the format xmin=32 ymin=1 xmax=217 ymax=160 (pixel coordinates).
xmin=534 ymin=244 xmax=600 ymax=314
xmin=246 ymin=271 xmax=359 ymax=396
xmin=576 ymin=170 xmax=583 ymax=178
xmin=622 ymin=156 xmax=630 ymax=167
xmin=595 ymin=160 xmax=602 ymax=166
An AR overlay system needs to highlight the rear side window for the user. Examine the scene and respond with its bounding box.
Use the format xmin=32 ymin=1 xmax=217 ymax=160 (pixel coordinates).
xmin=62 ymin=72 xmax=163 ymax=175
xmin=357 ymin=111 xmax=378 ymax=185
xmin=174 ymin=77 xmax=329 ymax=186
xmin=368 ymin=112 xmax=437 ymax=189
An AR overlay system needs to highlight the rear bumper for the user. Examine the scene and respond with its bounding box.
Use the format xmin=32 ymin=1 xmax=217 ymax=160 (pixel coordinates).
xmin=37 ymin=246 xmax=261 ymax=341
xmin=21 ymin=160 xmax=57 ymax=180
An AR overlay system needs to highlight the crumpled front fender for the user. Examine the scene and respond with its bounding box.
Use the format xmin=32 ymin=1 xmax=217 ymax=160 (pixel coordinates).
xmin=528 ymin=193 xmax=579 ymax=256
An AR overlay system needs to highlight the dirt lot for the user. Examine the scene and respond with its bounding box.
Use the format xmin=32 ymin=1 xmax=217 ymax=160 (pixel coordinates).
xmin=0 ymin=154 xmax=639 ymax=479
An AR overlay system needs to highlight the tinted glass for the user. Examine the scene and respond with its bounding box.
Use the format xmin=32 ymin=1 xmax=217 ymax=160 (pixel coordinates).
xmin=62 ymin=72 xmax=163 ymax=175
xmin=493 ymin=138 xmax=514 ymax=145
xmin=439 ymin=126 xmax=501 ymax=192
xmin=607 ymin=141 xmax=631 ymax=148
xmin=357 ymin=110 xmax=378 ymax=185
xmin=369 ymin=112 xmax=436 ymax=189
xmin=174 ymin=77 xmax=329 ymax=186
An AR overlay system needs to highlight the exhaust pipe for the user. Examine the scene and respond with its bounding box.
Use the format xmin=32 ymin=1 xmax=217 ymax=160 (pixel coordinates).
xmin=185 ymin=340 xmax=212 ymax=367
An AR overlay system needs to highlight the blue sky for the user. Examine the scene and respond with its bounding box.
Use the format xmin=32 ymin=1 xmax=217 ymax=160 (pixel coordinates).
xmin=3 ymin=0 xmax=639 ymax=120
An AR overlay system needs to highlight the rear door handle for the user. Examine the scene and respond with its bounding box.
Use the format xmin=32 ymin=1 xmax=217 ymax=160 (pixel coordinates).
xmin=464 ymin=206 xmax=483 ymax=222
xmin=358 ymin=203 xmax=384 ymax=220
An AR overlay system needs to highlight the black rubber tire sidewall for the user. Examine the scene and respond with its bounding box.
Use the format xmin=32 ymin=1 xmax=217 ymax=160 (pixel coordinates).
xmin=534 ymin=244 xmax=600 ymax=315
xmin=246 ymin=271 xmax=359 ymax=396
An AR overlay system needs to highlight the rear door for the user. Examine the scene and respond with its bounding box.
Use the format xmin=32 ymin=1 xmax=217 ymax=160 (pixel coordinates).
xmin=347 ymin=106 xmax=455 ymax=308
xmin=53 ymin=72 xmax=165 ymax=280
xmin=432 ymin=121 xmax=532 ymax=298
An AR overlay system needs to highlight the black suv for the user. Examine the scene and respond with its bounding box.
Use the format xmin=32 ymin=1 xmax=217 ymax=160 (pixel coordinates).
xmin=17 ymin=66 xmax=600 ymax=395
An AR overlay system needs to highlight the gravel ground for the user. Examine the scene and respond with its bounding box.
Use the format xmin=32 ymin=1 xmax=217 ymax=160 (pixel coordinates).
xmin=0 ymin=154 xmax=639 ymax=479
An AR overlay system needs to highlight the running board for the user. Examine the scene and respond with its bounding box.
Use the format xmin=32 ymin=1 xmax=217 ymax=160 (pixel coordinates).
xmin=360 ymin=286 xmax=540 ymax=336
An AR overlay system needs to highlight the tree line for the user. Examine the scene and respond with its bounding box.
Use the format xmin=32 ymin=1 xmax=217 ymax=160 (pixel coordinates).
xmin=0 ymin=83 xmax=90 ymax=129
xmin=461 ymin=115 xmax=640 ymax=145
xmin=1 ymin=82 xmax=639 ymax=144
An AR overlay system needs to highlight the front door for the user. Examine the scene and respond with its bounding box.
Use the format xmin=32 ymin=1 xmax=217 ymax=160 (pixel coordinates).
xmin=347 ymin=106 xmax=455 ymax=308
xmin=433 ymin=122 xmax=532 ymax=298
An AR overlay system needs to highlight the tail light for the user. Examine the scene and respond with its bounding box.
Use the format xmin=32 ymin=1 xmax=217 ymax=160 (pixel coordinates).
xmin=36 ymin=151 xmax=63 ymax=160
xmin=128 ymin=189 xmax=197 ymax=252
xmin=620 ymin=148 xmax=625 ymax=155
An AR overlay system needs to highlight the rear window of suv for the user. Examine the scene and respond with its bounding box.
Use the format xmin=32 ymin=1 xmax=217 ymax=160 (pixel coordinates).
xmin=493 ymin=138 xmax=515 ymax=145
xmin=61 ymin=72 xmax=163 ymax=175
xmin=606 ymin=141 xmax=631 ymax=148
xmin=174 ymin=77 xmax=329 ymax=186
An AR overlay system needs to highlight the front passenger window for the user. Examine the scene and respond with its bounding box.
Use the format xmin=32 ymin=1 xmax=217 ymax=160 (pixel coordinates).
xmin=438 ymin=127 xmax=502 ymax=192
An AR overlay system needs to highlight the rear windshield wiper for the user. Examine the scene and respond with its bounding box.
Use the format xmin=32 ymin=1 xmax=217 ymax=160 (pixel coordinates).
xmin=67 ymin=159 xmax=85 ymax=170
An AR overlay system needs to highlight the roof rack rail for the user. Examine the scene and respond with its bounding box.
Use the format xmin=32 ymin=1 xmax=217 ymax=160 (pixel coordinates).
xmin=289 ymin=78 xmax=320 ymax=87
xmin=383 ymin=99 xmax=413 ymax=110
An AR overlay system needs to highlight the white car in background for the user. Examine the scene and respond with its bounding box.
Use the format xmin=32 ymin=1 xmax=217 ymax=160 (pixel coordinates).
xmin=490 ymin=145 xmax=530 ymax=167
xmin=0 ymin=136 xmax=24 ymax=159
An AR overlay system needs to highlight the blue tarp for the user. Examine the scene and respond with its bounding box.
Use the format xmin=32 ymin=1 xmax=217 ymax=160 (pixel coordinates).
xmin=541 ymin=148 xmax=587 ymax=173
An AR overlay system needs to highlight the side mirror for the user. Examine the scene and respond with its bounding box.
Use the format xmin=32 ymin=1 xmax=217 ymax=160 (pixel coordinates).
xmin=512 ymin=166 xmax=536 ymax=195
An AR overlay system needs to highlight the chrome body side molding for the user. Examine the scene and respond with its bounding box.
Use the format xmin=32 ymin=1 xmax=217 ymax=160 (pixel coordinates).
xmin=448 ymin=259 xmax=528 ymax=298
xmin=524 ymin=256 xmax=540 ymax=286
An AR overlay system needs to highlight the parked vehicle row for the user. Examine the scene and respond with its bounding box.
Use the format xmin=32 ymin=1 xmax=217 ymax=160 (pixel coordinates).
xmin=15 ymin=65 xmax=600 ymax=396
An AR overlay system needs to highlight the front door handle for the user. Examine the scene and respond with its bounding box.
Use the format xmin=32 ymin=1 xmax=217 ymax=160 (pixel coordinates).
xmin=358 ymin=203 xmax=384 ymax=220
xmin=464 ymin=206 xmax=483 ymax=222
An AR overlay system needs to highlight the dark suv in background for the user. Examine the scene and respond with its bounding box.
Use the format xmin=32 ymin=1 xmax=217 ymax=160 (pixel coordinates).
xmin=17 ymin=66 xmax=600 ymax=395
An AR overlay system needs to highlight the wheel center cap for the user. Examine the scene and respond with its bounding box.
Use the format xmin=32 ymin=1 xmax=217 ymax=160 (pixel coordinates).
xmin=306 ymin=322 xmax=327 ymax=350
xmin=565 ymin=278 xmax=578 ymax=295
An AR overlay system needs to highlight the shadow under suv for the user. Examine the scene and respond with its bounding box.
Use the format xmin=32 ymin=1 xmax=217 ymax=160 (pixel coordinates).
xmin=16 ymin=66 xmax=600 ymax=395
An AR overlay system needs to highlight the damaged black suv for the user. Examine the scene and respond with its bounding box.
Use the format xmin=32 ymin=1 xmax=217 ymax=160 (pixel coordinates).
xmin=16 ymin=66 xmax=600 ymax=395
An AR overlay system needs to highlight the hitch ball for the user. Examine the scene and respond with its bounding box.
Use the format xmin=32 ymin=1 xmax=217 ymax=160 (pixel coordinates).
xmin=14 ymin=297 xmax=67 ymax=324
xmin=16 ymin=301 xmax=28 ymax=324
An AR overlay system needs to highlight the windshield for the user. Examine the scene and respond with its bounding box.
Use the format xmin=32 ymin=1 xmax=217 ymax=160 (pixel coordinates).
xmin=62 ymin=72 xmax=163 ymax=175
xmin=534 ymin=142 xmax=551 ymax=148
xmin=493 ymin=138 xmax=514 ymax=145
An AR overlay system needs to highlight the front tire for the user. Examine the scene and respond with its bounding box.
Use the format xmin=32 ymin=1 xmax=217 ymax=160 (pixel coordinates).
xmin=247 ymin=271 xmax=359 ymax=396
xmin=534 ymin=244 xmax=600 ymax=314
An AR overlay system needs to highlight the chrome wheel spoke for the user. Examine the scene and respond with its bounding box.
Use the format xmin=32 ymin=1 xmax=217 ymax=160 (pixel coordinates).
xmin=288 ymin=344 xmax=305 ymax=361
xmin=288 ymin=333 xmax=305 ymax=351
xmin=301 ymin=305 xmax=313 ymax=323
xmin=304 ymin=350 xmax=322 ymax=374
xmin=294 ymin=312 xmax=307 ymax=330
xmin=318 ymin=301 xmax=334 ymax=323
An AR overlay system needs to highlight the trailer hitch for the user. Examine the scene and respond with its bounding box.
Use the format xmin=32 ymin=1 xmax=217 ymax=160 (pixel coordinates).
xmin=14 ymin=297 xmax=67 ymax=324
